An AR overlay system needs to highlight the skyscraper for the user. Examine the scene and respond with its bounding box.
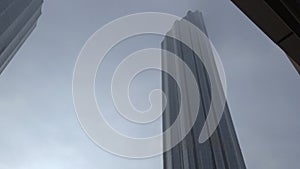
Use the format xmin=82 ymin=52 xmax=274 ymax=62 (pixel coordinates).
xmin=162 ymin=11 xmax=246 ymax=169
xmin=0 ymin=0 xmax=43 ymax=74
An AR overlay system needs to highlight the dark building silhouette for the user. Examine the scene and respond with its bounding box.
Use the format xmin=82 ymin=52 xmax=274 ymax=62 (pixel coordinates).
xmin=162 ymin=11 xmax=246 ymax=169
xmin=0 ymin=0 xmax=43 ymax=74
xmin=232 ymin=0 xmax=300 ymax=75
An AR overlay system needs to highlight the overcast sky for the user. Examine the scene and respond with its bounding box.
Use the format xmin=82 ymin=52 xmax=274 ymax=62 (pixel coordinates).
xmin=0 ymin=0 xmax=300 ymax=169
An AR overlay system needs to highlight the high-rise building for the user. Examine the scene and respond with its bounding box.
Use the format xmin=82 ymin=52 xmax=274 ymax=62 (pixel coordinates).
xmin=0 ymin=0 xmax=43 ymax=74
xmin=231 ymin=0 xmax=300 ymax=75
xmin=162 ymin=11 xmax=246 ymax=169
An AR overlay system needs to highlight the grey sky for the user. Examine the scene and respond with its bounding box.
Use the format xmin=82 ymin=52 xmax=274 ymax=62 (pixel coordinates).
xmin=0 ymin=0 xmax=300 ymax=169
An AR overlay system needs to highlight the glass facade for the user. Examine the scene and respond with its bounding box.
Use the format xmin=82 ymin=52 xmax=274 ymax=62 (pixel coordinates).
xmin=162 ymin=11 xmax=246 ymax=169
xmin=0 ymin=0 xmax=43 ymax=74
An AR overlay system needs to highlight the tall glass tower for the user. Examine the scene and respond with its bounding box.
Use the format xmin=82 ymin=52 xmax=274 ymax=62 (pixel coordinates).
xmin=0 ymin=0 xmax=43 ymax=74
xmin=162 ymin=11 xmax=246 ymax=169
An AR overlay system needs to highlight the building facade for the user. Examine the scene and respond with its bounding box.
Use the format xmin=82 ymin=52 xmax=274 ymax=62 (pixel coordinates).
xmin=162 ymin=11 xmax=246 ymax=169
xmin=0 ymin=0 xmax=43 ymax=74
xmin=232 ymin=0 xmax=300 ymax=75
